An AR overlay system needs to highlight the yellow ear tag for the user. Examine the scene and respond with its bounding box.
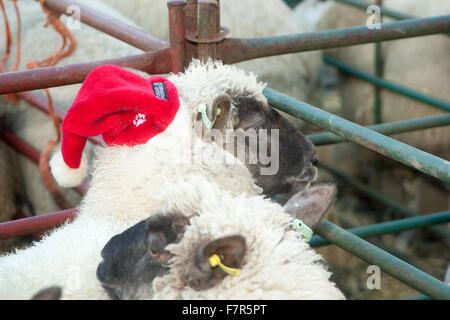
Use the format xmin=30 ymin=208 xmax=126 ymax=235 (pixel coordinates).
xmin=209 ymin=254 xmax=241 ymax=276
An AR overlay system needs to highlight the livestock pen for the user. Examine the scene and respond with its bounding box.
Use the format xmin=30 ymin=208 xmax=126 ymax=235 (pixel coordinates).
xmin=0 ymin=0 xmax=449 ymax=299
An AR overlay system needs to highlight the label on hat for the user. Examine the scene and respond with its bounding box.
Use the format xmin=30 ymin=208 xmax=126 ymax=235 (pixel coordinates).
xmin=152 ymin=82 xmax=168 ymax=101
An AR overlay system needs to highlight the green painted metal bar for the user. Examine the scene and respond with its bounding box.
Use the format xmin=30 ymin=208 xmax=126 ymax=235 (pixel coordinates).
xmin=318 ymin=163 xmax=450 ymax=240
xmin=264 ymin=88 xmax=450 ymax=182
xmin=323 ymin=55 xmax=450 ymax=112
xmin=315 ymin=219 xmax=450 ymax=299
xmin=374 ymin=0 xmax=383 ymax=124
xmin=310 ymin=211 xmax=450 ymax=247
xmin=402 ymin=295 xmax=432 ymax=300
xmin=324 ymin=214 xmax=438 ymax=281
xmin=220 ymin=15 xmax=450 ymax=64
xmin=374 ymin=41 xmax=382 ymax=124
xmin=307 ymin=114 xmax=450 ymax=146
xmin=364 ymin=238 xmax=431 ymax=277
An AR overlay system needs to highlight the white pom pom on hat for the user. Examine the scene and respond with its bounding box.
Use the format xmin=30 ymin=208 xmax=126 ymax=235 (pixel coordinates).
xmin=50 ymin=151 xmax=88 ymax=188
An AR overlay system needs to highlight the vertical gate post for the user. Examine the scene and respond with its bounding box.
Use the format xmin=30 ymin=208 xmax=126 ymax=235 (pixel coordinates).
xmin=197 ymin=1 xmax=219 ymax=59
xmin=168 ymin=1 xmax=187 ymax=73
xmin=185 ymin=0 xmax=199 ymax=62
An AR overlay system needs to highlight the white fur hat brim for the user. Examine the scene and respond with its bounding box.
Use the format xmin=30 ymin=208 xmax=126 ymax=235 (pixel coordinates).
xmin=49 ymin=151 xmax=88 ymax=188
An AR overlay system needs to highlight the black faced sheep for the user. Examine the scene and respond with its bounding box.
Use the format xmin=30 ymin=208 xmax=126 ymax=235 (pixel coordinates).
xmin=96 ymin=184 xmax=345 ymax=299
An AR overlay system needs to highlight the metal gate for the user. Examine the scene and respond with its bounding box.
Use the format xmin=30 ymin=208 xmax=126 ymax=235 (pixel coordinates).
xmin=0 ymin=0 xmax=449 ymax=299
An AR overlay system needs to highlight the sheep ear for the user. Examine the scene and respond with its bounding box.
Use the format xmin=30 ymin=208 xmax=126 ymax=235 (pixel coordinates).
xmin=31 ymin=286 xmax=62 ymax=300
xmin=200 ymin=235 xmax=246 ymax=268
xmin=283 ymin=184 xmax=337 ymax=230
xmin=197 ymin=94 xmax=232 ymax=131
xmin=190 ymin=235 xmax=246 ymax=290
xmin=211 ymin=94 xmax=232 ymax=130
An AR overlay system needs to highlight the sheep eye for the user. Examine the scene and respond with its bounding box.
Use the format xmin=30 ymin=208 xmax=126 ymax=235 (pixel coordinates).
xmin=149 ymin=248 xmax=160 ymax=258
xmin=147 ymin=231 xmax=166 ymax=259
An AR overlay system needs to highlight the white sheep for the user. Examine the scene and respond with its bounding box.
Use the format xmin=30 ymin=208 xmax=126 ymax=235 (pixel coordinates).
xmin=96 ymin=183 xmax=345 ymax=299
xmin=294 ymin=0 xmax=450 ymax=213
xmin=0 ymin=59 xmax=321 ymax=299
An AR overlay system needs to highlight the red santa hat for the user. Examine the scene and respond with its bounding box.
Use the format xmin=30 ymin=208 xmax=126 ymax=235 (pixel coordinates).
xmin=50 ymin=65 xmax=180 ymax=188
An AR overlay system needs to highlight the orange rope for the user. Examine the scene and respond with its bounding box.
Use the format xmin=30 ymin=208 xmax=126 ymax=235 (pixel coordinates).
xmin=10 ymin=0 xmax=20 ymax=73
xmin=27 ymin=0 xmax=77 ymax=69
xmin=1 ymin=0 xmax=78 ymax=210
xmin=0 ymin=0 xmax=19 ymax=103
xmin=7 ymin=0 xmax=20 ymax=103
xmin=26 ymin=0 xmax=78 ymax=210
xmin=0 ymin=0 xmax=12 ymax=74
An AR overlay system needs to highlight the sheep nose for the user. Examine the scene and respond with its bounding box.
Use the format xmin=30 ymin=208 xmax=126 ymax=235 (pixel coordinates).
xmin=311 ymin=154 xmax=319 ymax=166
xmin=96 ymin=261 xmax=109 ymax=284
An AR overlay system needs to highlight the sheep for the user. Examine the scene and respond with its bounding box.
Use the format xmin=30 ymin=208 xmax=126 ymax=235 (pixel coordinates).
xmin=0 ymin=59 xmax=321 ymax=299
xmin=294 ymin=0 xmax=450 ymax=213
xmin=100 ymin=0 xmax=325 ymax=127
xmin=96 ymin=184 xmax=345 ymax=299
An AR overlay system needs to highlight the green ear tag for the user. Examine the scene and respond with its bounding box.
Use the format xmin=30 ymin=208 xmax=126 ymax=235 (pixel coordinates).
xmin=198 ymin=104 xmax=221 ymax=129
xmin=292 ymin=218 xmax=313 ymax=241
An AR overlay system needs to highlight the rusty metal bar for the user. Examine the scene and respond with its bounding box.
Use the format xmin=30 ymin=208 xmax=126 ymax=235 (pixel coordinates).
xmin=0 ymin=128 xmax=88 ymax=195
xmin=17 ymin=92 xmax=66 ymax=121
xmin=168 ymin=1 xmax=187 ymax=73
xmin=0 ymin=209 xmax=77 ymax=240
xmin=185 ymin=0 xmax=199 ymax=62
xmin=219 ymin=15 xmax=450 ymax=64
xmin=42 ymin=0 xmax=169 ymax=52
xmin=0 ymin=48 xmax=171 ymax=95
xmin=216 ymin=0 xmax=220 ymax=34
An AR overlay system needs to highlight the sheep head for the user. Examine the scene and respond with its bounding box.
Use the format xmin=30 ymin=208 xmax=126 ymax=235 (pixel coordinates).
xmin=96 ymin=184 xmax=340 ymax=300
xmin=185 ymin=61 xmax=318 ymax=196
xmin=96 ymin=212 xmax=189 ymax=300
